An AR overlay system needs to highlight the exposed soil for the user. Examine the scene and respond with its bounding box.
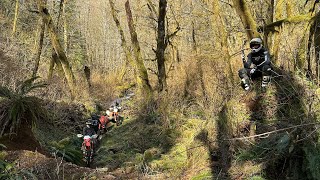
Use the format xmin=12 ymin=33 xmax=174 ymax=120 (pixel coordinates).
xmin=3 ymin=150 xmax=116 ymax=179
xmin=0 ymin=122 xmax=47 ymax=155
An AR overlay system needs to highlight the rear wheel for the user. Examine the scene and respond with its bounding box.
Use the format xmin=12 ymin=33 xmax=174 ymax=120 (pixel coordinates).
xmin=116 ymin=116 xmax=122 ymax=126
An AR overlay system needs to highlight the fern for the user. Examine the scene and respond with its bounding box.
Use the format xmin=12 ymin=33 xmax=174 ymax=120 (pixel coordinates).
xmin=0 ymin=160 xmax=37 ymax=180
xmin=0 ymin=77 xmax=47 ymax=137
xmin=50 ymin=137 xmax=83 ymax=165
xmin=237 ymin=132 xmax=291 ymax=162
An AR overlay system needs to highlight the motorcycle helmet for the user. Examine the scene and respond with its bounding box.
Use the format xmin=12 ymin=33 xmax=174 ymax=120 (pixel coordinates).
xmin=249 ymin=38 xmax=262 ymax=53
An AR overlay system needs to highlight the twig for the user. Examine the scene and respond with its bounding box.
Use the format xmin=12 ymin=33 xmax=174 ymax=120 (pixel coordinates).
xmin=225 ymin=122 xmax=320 ymax=141
xmin=295 ymin=126 xmax=320 ymax=143
xmin=216 ymin=169 xmax=222 ymax=180
xmin=147 ymin=68 xmax=158 ymax=75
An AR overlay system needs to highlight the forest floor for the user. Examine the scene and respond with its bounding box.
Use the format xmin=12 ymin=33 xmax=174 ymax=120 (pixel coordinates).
xmin=2 ymin=150 xmax=116 ymax=179
xmin=1 ymin=69 xmax=317 ymax=179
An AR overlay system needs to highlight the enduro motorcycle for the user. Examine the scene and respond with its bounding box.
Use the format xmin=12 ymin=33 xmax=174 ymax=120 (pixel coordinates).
xmin=113 ymin=106 xmax=122 ymax=126
xmin=99 ymin=115 xmax=109 ymax=134
xmin=77 ymin=134 xmax=98 ymax=166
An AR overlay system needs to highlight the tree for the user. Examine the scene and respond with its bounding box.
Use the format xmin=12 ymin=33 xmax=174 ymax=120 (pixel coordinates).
xmin=11 ymin=0 xmax=19 ymax=36
xmin=36 ymin=0 xmax=77 ymax=99
xmin=32 ymin=0 xmax=46 ymax=78
xmin=125 ymin=0 xmax=152 ymax=97
xmin=109 ymin=0 xmax=134 ymax=81
xmin=156 ymin=0 xmax=168 ymax=92
xmin=212 ymin=0 xmax=234 ymax=86
xmin=232 ymin=0 xmax=259 ymax=39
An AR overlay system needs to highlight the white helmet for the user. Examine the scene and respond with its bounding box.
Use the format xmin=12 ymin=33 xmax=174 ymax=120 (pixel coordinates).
xmin=114 ymin=108 xmax=118 ymax=112
xmin=250 ymin=38 xmax=262 ymax=53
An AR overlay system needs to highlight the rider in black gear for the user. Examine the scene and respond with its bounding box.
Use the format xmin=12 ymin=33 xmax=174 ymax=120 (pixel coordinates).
xmin=83 ymin=121 xmax=96 ymax=136
xmin=90 ymin=115 xmax=101 ymax=134
xmin=238 ymin=38 xmax=272 ymax=91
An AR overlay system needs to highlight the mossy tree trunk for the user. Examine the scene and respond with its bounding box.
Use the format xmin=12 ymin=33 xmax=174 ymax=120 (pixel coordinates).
xmin=125 ymin=0 xmax=152 ymax=97
xmin=272 ymin=0 xmax=285 ymax=65
xmin=109 ymin=0 xmax=135 ymax=81
xmin=156 ymin=0 xmax=168 ymax=92
xmin=32 ymin=16 xmax=45 ymax=78
xmin=48 ymin=0 xmax=65 ymax=81
xmin=232 ymin=0 xmax=259 ymax=40
xmin=313 ymin=13 xmax=320 ymax=85
xmin=37 ymin=0 xmax=77 ymax=99
xmin=264 ymin=0 xmax=274 ymax=49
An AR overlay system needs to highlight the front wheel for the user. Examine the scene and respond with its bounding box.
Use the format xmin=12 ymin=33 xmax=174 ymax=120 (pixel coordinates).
xmin=84 ymin=149 xmax=91 ymax=167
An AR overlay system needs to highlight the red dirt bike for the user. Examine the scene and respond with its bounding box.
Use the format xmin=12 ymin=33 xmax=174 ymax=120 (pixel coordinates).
xmin=77 ymin=134 xmax=98 ymax=167
xmin=99 ymin=115 xmax=109 ymax=134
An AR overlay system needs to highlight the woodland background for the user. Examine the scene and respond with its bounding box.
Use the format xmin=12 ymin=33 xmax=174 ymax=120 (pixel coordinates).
xmin=1 ymin=0 xmax=320 ymax=179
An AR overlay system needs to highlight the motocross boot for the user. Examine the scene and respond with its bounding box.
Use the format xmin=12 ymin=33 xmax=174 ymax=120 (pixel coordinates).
xmin=241 ymin=78 xmax=250 ymax=91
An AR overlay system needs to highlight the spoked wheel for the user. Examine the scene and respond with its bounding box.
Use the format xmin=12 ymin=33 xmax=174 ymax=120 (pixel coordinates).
xmin=116 ymin=116 xmax=122 ymax=126
xmin=84 ymin=148 xmax=93 ymax=167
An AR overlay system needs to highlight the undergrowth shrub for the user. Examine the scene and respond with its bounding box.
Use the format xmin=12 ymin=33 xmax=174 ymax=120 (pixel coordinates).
xmin=49 ymin=136 xmax=83 ymax=165
xmin=0 ymin=77 xmax=48 ymax=137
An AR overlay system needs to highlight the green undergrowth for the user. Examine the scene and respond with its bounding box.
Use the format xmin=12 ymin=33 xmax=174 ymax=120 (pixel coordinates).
xmin=235 ymin=72 xmax=320 ymax=180
xmin=94 ymin=111 xmax=214 ymax=178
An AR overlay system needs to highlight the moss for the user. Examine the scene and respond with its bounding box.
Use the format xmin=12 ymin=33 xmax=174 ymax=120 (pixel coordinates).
xmin=149 ymin=119 xmax=205 ymax=177
xmin=249 ymin=175 xmax=266 ymax=180
xmin=151 ymin=143 xmax=187 ymax=172
xmin=191 ymin=170 xmax=212 ymax=180
xmin=0 ymin=151 xmax=8 ymax=160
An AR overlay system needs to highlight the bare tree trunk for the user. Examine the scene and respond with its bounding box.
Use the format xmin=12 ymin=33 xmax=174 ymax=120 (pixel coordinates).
xmin=191 ymin=21 xmax=197 ymax=52
xmin=109 ymin=0 xmax=135 ymax=80
xmin=12 ymin=0 xmax=19 ymax=36
xmin=32 ymin=17 xmax=45 ymax=78
xmin=306 ymin=22 xmax=315 ymax=75
xmin=125 ymin=0 xmax=152 ymax=97
xmin=232 ymin=0 xmax=259 ymax=39
xmin=156 ymin=0 xmax=167 ymax=92
xmin=37 ymin=0 xmax=77 ymax=99
xmin=63 ymin=0 xmax=68 ymax=53
xmin=146 ymin=0 xmax=157 ymax=17
xmin=213 ymin=0 xmax=234 ymax=86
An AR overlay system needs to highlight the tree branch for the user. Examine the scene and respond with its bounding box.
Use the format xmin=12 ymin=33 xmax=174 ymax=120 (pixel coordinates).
xmin=258 ymin=13 xmax=314 ymax=33
xmin=165 ymin=26 xmax=181 ymax=48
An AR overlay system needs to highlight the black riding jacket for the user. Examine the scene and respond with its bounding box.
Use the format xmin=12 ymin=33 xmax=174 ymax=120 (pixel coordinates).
xmin=83 ymin=127 xmax=96 ymax=136
xmin=244 ymin=48 xmax=271 ymax=69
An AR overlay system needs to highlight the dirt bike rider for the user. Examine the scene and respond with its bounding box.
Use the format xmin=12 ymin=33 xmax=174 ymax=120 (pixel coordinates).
xmin=82 ymin=120 xmax=97 ymax=151
xmin=238 ymin=37 xmax=272 ymax=91
xmin=90 ymin=114 xmax=101 ymax=134
xmin=83 ymin=120 xmax=96 ymax=136
xmin=99 ymin=111 xmax=109 ymax=131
